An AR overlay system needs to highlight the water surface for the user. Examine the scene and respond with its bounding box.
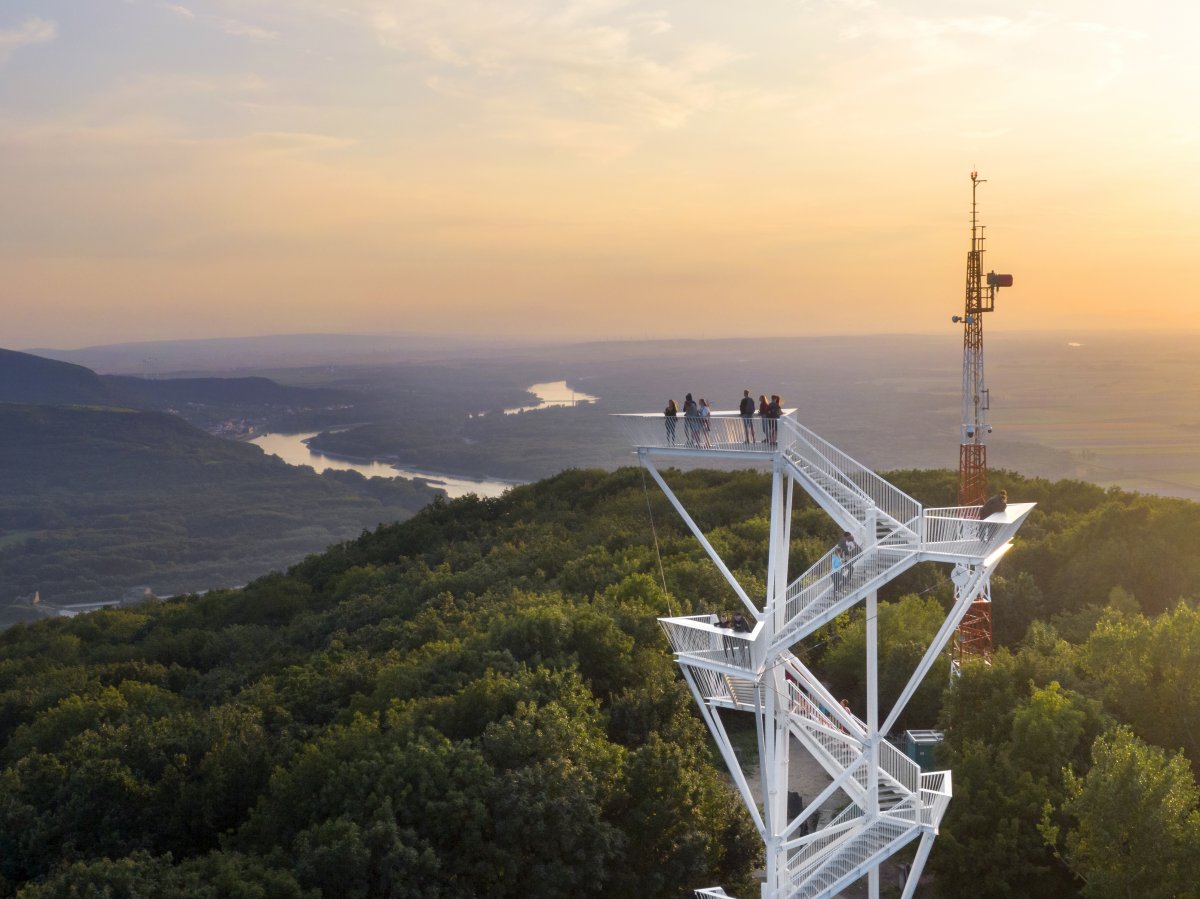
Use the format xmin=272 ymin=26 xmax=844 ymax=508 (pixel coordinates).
xmin=249 ymin=432 xmax=515 ymax=499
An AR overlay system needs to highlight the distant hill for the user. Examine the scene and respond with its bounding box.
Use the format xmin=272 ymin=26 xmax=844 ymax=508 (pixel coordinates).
xmin=0 ymin=347 xmax=351 ymax=415
xmin=0 ymin=403 xmax=441 ymax=613
xmin=0 ymin=348 xmax=116 ymax=406
xmin=25 ymin=333 xmax=537 ymax=374
xmin=105 ymin=373 xmax=351 ymax=409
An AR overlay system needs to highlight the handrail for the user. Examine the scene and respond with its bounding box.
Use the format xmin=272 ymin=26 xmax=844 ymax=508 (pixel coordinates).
xmin=613 ymin=409 xmax=798 ymax=454
xmin=922 ymin=504 xmax=1030 ymax=559
xmin=782 ymin=654 xmax=867 ymax=737
xmin=920 ymin=770 xmax=953 ymax=828
xmin=660 ymin=615 xmax=759 ymax=672
xmin=784 ymin=812 xmax=861 ymax=882
xmin=880 ymin=738 xmax=920 ymax=793
xmin=775 ymin=544 xmax=915 ymax=647
xmin=779 ymin=417 xmax=922 ymax=530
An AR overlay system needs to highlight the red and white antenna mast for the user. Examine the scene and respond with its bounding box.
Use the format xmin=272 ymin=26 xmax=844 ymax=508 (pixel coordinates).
xmin=952 ymin=172 xmax=1012 ymax=669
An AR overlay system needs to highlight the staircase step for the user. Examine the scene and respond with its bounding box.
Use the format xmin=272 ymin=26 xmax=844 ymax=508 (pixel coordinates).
xmin=791 ymin=818 xmax=916 ymax=898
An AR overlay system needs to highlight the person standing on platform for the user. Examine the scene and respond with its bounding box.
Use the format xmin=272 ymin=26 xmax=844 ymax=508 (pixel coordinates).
xmin=767 ymin=394 xmax=783 ymax=445
xmin=739 ymin=389 xmax=756 ymax=443
xmin=759 ymin=394 xmax=770 ymax=442
xmin=664 ymin=399 xmax=678 ymax=444
xmin=683 ymin=393 xmax=699 ymax=446
xmin=698 ymin=398 xmax=712 ymax=447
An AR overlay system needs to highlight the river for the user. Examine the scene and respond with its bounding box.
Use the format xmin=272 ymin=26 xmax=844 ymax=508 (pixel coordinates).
xmin=249 ymin=432 xmax=517 ymax=499
xmin=503 ymin=380 xmax=598 ymax=414
xmin=250 ymin=380 xmax=598 ymax=499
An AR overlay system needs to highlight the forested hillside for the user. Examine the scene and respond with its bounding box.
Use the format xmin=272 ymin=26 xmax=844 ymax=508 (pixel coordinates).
xmin=0 ymin=405 xmax=439 ymax=612
xmin=1 ymin=467 xmax=1199 ymax=896
xmin=0 ymin=347 xmax=358 ymax=435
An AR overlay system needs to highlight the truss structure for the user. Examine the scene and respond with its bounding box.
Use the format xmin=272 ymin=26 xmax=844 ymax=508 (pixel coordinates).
xmin=614 ymin=410 xmax=1033 ymax=898
xmin=951 ymin=172 xmax=1013 ymax=670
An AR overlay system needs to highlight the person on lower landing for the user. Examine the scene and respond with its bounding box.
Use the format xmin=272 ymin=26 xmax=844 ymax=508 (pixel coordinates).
xmin=739 ymin=389 xmax=756 ymax=443
xmin=979 ymin=489 xmax=1008 ymax=540
xmin=732 ymin=611 xmax=751 ymax=664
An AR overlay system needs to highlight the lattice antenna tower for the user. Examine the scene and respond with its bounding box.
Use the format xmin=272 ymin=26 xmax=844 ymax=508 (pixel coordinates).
xmin=951 ymin=172 xmax=1013 ymax=669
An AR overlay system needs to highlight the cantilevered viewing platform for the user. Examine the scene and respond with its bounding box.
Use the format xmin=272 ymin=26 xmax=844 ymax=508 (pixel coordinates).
xmin=615 ymin=409 xmax=1033 ymax=899
xmin=614 ymin=409 xmax=801 ymax=460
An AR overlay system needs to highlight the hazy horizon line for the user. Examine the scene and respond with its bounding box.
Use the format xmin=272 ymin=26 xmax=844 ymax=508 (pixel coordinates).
xmin=18 ymin=325 xmax=1200 ymax=354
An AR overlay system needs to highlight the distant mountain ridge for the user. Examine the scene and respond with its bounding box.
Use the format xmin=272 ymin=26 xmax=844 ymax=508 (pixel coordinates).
xmin=0 ymin=348 xmax=116 ymax=406
xmin=23 ymin=332 xmax=537 ymax=374
xmin=0 ymin=401 xmax=440 ymax=615
xmin=0 ymin=347 xmax=351 ymax=411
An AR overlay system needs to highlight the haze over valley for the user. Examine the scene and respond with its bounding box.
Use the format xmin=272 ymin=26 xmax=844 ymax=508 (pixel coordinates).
xmin=7 ymin=328 xmax=1200 ymax=621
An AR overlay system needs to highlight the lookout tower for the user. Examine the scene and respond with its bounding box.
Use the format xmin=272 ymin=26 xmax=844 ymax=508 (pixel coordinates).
xmin=614 ymin=409 xmax=1032 ymax=898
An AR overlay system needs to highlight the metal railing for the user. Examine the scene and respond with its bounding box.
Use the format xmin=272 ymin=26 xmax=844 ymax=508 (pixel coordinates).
xmin=784 ymin=813 xmax=861 ymax=885
xmin=787 ymin=680 xmax=846 ymax=735
xmin=777 ymin=545 xmax=916 ymax=646
xmin=920 ymin=770 xmax=953 ymax=829
xmin=922 ymin=505 xmax=1025 ymax=558
xmin=880 ymin=738 xmax=920 ymax=794
xmin=660 ymin=615 xmax=758 ymax=672
xmin=613 ymin=410 xmax=797 ymax=454
xmin=780 ymin=418 xmax=921 ymax=532
xmin=812 ymin=729 xmax=865 ymax=781
xmin=788 ymin=814 xmax=912 ymax=899
xmin=791 ymin=713 xmax=918 ymax=808
xmin=881 ymin=792 xmax=921 ymax=824
xmin=682 ymin=662 xmax=733 ymax=706
xmin=782 ymin=655 xmax=868 ymax=737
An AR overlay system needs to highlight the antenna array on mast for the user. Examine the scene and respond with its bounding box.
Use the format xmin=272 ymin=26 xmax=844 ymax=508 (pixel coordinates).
xmin=951 ymin=172 xmax=1013 ymax=669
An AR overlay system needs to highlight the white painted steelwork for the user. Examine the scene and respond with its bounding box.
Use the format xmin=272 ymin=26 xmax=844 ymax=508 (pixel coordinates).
xmin=615 ymin=412 xmax=1033 ymax=899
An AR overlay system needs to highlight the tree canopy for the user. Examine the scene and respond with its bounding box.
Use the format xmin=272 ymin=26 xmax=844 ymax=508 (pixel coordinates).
xmin=2 ymin=465 xmax=1200 ymax=896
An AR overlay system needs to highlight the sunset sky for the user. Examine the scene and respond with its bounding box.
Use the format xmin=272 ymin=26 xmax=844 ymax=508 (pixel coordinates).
xmin=4 ymin=1 xmax=1198 ymax=349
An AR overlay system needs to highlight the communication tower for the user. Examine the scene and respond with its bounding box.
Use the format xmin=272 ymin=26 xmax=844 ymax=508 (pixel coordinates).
xmin=951 ymin=172 xmax=1013 ymax=669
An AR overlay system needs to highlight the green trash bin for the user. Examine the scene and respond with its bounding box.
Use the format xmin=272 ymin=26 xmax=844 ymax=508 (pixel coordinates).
xmin=904 ymin=729 xmax=944 ymax=769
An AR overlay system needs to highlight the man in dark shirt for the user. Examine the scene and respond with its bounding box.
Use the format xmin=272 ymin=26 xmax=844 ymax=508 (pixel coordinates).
xmin=739 ymin=389 xmax=756 ymax=443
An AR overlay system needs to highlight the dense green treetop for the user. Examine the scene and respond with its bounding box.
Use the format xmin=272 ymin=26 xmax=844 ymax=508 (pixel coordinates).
xmin=2 ymin=466 xmax=1200 ymax=896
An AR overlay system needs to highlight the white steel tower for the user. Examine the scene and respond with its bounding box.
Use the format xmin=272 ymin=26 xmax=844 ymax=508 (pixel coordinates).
xmin=614 ymin=409 xmax=1032 ymax=898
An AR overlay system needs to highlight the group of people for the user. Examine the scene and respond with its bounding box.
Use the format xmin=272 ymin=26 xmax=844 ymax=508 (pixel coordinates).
xmin=715 ymin=610 xmax=752 ymax=665
xmin=663 ymin=394 xmax=714 ymax=447
xmin=663 ymin=390 xmax=785 ymax=447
